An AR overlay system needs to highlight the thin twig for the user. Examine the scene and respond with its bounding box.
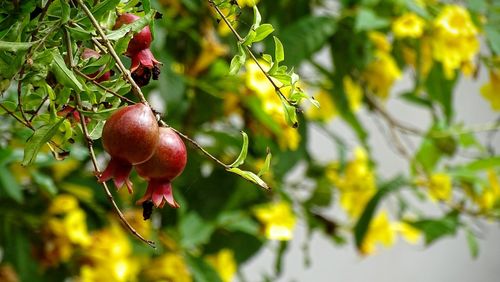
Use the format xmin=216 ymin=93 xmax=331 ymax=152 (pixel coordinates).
xmin=208 ymin=0 xmax=293 ymax=105
xmin=29 ymin=95 xmax=49 ymax=122
xmin=74 ymin=93 xmax=156 ymax=248
xmin=75 ymin=0 xmax=148 ymax=104
xmin=0 ymin=103 xmax=34 ymax=130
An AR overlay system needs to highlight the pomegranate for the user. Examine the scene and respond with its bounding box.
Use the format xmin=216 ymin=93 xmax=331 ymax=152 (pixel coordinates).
xmin=114 ymin=13 xmax=152 ymax=55
xmin=98 ymin=103 xmax=159 ymax=192
xmin=135 ymin=127 xmax=187 ymax=208
xmin=81 ymin=48 xmax=111 ymax=83
xmin=113 ymin=13 xmax=162 ymax=87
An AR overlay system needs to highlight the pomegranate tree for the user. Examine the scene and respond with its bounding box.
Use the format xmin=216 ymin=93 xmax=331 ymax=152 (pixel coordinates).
xmin=135 ymin=127 xmax=187 ymax=209
xmin=81 ymin=48 xmax=112 ymax=82
xmin=98 ymin=103 xmax=159 ymax=192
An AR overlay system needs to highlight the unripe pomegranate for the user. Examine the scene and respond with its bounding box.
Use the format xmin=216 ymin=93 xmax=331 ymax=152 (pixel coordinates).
xmin=98 ymin=103 xmax=159 ymax=192
xmin=81 ymin=48 xmax=111 ymax=83
xmin=135 ymin=127 xmax=187 ymax=208
xmin=114 ymin=13 xmax=152 ymax=56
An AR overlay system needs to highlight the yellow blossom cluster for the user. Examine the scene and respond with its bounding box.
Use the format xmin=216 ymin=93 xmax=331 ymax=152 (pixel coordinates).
xmin=142 ymin=253 xmax=192 ymax=282
xmin=327 ymin=147 xmax=377 ymax=218
xmin=253 ymin=201 xmax=297 ymax=241
xmin=471 ymin=170 xmax=500 ymax=212
xmin=79 ymin=223 xmax=139 ymax=282
xmin=40 ymin=195 xmax=91 ymax=267
xmin=431 ymin=5 xmax=479 ymax=78
xmin=206 ymin=249 xmax=237 ymax=282
xmin=244 ymin=60 xmax=301 ymax=151
xmin=360 ymin=210 xmax=422 ymax=255
xmin=363 ymin=32 xmax=402 ymax=99
xmin=416 ymin=172 xmax=453 ymax=202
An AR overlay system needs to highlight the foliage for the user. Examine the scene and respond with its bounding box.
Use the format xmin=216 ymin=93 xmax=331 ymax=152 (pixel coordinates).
xmin=0 ymin=0 xmax=500 ymax=281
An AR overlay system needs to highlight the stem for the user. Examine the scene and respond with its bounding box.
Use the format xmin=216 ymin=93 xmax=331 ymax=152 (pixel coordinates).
xmin=74 ymin=93 xmax=156 ymax=248
xmin=208 ymin=0 xmax=293 ymax=105
xmin=75 ymin=0 xmax=148 ymax=104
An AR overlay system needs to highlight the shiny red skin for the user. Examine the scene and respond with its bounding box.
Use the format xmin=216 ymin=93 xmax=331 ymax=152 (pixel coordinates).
xmin=102 ymin=103 xmax=159 ymax=165
xmin=135 ymin=127 xmax=187 ymax=208
xmin=114 ymin=13 xmax=152 ymax=55
xmin=136 ymin=127 xmax=187 ymax=180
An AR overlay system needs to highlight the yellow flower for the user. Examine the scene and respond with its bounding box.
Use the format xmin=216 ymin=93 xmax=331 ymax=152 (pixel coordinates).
xmin=81 ymin=224 xmax=138 ymax=282
xmin=332 ymin=148 xmax=377 ymax=218
xmin=360 ymin=211 xmax=396 ymax=255
xmin=427 ymin=173 xmax=453 ymax=202
xmin=343 ymin=76 xmax=363 ymax=111
xmin=368 ymin=32 xmax=391 ymax=53
xmin=48 ymin=194 xmax=79 ymax=214
xmin=206 ymin=249 xmax=237 ymax=282
xmin=253 ymin=201 xmax=296 ymax=241
xmin=394 ymin=222 xmax=421 ymax=244
xmin=401 ymin=37 xmax=434 ymax=76
xmin=431 ymin=5 xmax=479 ymax=78
xmin=306 ymin=90 xmax=337 ymax=122
xmin=306 ymin=77 xmax=361 ymax=122
xmin=392 ymin=13 xmax=426 ymax=38
xmin=142 ymin=253 xmax=192 ymax=282
xmin=474 ymin=170 xmax=500 ymax=211
xmin=480 ymin=69 xmax=500 ymax=111
xmin=363 ymin=51 xmax=402 ymax=99
xmin=279 ymin=126 xmax=300 ymax=151
xmin=245 ymin=60 xmax=274 ymax=97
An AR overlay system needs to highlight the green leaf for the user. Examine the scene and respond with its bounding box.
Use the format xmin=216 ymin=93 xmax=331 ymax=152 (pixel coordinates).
xmin=22 ymin=117 xmax=66 ymax=165
xmin=88 ymin=120 xmax=105 ymax=140
xmin=280 ymin=16 xmax=337 ymax=66
xmin=229 ymin=131 xmax=249 ymax=168
xmin=66 ymin=25 xmax=93 ymax=41
xmin=59 ymin=0 xmax=70 ymax=23
xmin=143 ymin=0 xmax=151 ymax=13
xmin=91 ymin=0 xmax=121 ymax=21
xmin=253 ymin=24 xmax=274 ymax=42
xmin=114 ymin=35 xmax=132 ymax=55
xmin=252 ymin=6 xmax=262 ymax=28
xmin=185 ymin=254 xmax=223 ymax=282
xmin=180 ymin=212 xmax=215 ymax=249
xmin=229 ymin=44 xmax=246 ymax=75
xmin=0 ymin=101 xmax=17 ymax=114
xmin=409 ymin=211 xmax=460 ymax=245
xmin=465 ymin=227 xmax=479 ymax=259
xmin=280 ymin=97 xmax=298 ymax=128
xmin=425 ymin=64 xmax=457 ymax=122
xmin=273 ymin=36 xmax=284 ymax=63
xmin=51 ymin=51 xmax=83 ymax=92
xmin=242 ymin=29 xmax=257 ymax=46
xmin=355 ymin=8 xmax=390 ymax=32
xmin=461 ymin=157 xmax=500 ymax=171
xmin=0 ymin=40 xmax=34 ymax=51
xmin=106 ymin=10 xmax=155 ymax=41
xmin=0 ymin=166 xmax=24 ymax=203
xmin=354 ymin=175 xmax=407 ymax=249
xmin=258 ymin=149 xmax=272 ymax=176
xmin=485 ymin=24 xmax=500 ymax=55
xmin=227 ymin=167 xmax=270 ymax=190
xmin=413 ymin=137 xmax=441 ymax=173
xmin=32 ymin=171 xmax=58 ymax=195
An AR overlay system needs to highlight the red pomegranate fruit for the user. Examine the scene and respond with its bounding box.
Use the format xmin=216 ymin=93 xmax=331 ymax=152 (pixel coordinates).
xmin=113 ymin=13 xmax=162 ymax=86
xmin=81 ymin=48 xmax=111 ymax=82
xmin=113 ymin=13 xmax=152 ymax=56
xmin=135 ymin=127 xmax=187 ymax=208
xmin=98 ymin=103 xmax=159 ymax=193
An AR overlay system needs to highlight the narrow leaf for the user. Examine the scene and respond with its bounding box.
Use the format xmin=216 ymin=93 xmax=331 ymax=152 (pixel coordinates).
xmin=465 ymin=227 xmax=479 ymax=258
xmin=229 ymin=131 xmax=249 ymax=168
xmin=253 ymin=24 xmax=274 ymax=42
xmin=258 ymin=149 xmax=272 ymax=176
xmin=106 ymin=10 xmax=155 ymax=41
xmin=274 ymin=36 xmax=285 ymax=63
xmin=22 ymin=117 xmax=66 ymax=165
xmin=0 ymin=41 xmax=34 ymax=51
xmin=51 ymin=51 xmax=83 ymax=92
xmin=228 ymin=167 xmax=270 ymax=190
